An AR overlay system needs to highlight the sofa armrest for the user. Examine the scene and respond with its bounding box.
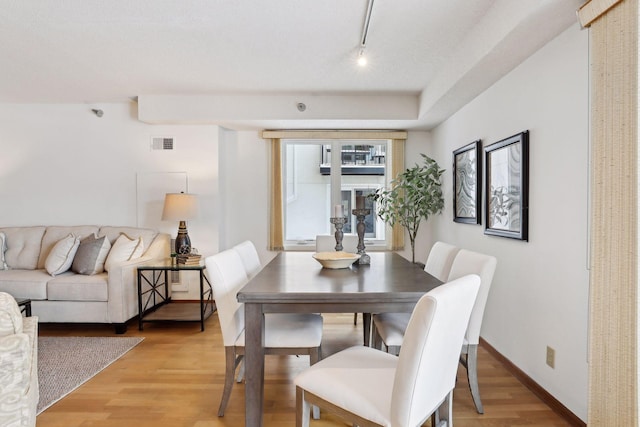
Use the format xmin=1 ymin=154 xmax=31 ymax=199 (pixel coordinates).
xmin=106 ymin=234 xmax=170 ymax=326
xmin=0 ymin=317 xmax=38 ymax=427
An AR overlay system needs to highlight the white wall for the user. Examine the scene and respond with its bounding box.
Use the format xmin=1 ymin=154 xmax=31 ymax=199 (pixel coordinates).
xmin=423 ymin=24 xmax=589 ymax=420
xmin=0 ymin=102 xmax=219 ymax=299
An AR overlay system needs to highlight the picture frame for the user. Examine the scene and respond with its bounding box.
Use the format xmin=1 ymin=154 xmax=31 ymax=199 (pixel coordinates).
xmin=484 ymin=131 xmax=529 ymax=240
xmin=453 ymin=140 xmax=482 ymax=224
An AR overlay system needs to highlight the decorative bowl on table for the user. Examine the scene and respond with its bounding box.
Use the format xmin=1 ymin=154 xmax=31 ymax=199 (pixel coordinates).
xmin=312 ymin=251 xmax=360 ymax=269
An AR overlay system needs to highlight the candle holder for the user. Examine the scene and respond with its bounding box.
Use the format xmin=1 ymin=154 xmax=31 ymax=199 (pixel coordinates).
xmin=329 ymin=217 xmax=347 ymax=251
xmin=352 ymin=209 xmax=371 ymax=264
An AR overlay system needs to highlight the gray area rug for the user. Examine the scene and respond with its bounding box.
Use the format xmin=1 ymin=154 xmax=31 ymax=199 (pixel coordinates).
xmin=37 ymin=336 xmax=144 ymax=414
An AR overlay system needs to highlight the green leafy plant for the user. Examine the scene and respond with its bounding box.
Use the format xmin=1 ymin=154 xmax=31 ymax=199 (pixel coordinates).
xmin=370 ymin=154 xmax=445 ymax=263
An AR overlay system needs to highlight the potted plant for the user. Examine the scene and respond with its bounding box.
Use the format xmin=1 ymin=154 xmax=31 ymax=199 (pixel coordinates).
xmin=370 ymin=154 xmax=445 ymax=263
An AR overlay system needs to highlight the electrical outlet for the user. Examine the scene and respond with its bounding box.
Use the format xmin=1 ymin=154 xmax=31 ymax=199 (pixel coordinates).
xmin=546 ymin=346 xmax=555 ymax=369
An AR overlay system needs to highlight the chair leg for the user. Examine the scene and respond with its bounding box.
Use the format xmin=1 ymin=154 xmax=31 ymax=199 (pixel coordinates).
xmin=353 ymin=312 xmax=358 ymax=325
xmin=309 ymin=347 xmax=321 ymax=420
xmin=236 ymin=358 xmax=245 ymax=383
xmin=433 ymin=390 xmax=453 ymax=427
xmin=296 ymin=386 xmax=311 ymax=427
xmin=218 ymin=346 xmax=238 ymax=417
xmin=466 ymin=344 xmax=484 ymax=414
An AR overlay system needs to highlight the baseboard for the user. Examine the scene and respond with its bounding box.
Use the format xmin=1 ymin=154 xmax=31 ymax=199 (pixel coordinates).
xmin=479 ymin=338 xmax=586 ymax=427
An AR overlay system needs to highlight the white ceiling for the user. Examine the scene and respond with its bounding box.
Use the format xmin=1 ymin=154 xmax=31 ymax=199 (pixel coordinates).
xmin=0 ymin=0 xmax=584 ymax=130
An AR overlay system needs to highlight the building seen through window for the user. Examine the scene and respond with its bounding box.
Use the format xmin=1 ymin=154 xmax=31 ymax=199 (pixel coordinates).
xmin=283 ymin=140 xmax=388 ymax=246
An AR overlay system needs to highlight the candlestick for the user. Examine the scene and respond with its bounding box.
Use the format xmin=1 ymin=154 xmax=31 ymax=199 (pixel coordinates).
xmin=329 ymin=217 xmax=347 ymax=251
xmin=356 ymin=195 xmax=365 ymax=210
xmin=351 ymin=208 xmax=371 ymax=264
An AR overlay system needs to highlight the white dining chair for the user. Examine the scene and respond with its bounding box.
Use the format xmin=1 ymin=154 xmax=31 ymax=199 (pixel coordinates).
xmin=232 ymin=240 xmax=262 ymax=278
xmin=205 ymin=249 xmax=324 ymax=417
xmin=294 ymin=274 xmax=481 ymax=427
xmin=316 ymin=234 xmax=361 ymax=325
xmin=449 ymin=249 xmax=497 ymax=414
xmin=371 ymin=241 xmax=460 ymax=353
xmin=371 ymin=247 xmax=497 ymax=414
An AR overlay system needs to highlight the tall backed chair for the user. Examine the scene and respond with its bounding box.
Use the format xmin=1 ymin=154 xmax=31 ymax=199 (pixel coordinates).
xmin=316 ymin=234 xmax=361 ymax=325
xmin=371 ymin=241 xmax=460 ymax=353
xmin=205 ymin=249 xmax=323 ymax=417
xmin=371 ymin=247 xmax=496 ymax=414
xmin=448 ymin=249 xmax=497 ymax=414
xmin=294 ymin=275 xmax=481 ymax=427
xmin=232 ymin=240 xmax=262 ymax=278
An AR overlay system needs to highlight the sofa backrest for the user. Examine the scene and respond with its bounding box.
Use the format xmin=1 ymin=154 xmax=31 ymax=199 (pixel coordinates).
xmin=0 ymin=227 xmax=46 ymax=270
xmin=98 ymin=226 xmax=158 ymax=254
xmin=37 ymin=226 xmax=99 ymax=269
xmin=1 ymin=226 xmax=161 ymax=270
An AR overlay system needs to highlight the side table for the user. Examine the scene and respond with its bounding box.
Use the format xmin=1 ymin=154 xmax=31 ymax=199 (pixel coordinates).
xmin=137 ymin=261 xmax=216 ymax=331
xmin=15 ymin=299 xmax=32 ymax=317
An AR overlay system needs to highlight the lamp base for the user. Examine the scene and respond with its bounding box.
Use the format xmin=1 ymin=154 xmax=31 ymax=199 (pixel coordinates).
xmin=175 ymin=221 xmax=192 ymax=255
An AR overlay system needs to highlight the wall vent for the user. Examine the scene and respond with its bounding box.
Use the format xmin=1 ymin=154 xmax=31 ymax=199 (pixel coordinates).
xmin=151 ymin=137 xmax=174 ymax=151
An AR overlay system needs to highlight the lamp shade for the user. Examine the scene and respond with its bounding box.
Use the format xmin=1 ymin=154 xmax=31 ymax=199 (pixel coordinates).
xmin=161 ymin=193 xmax=198 ymax=221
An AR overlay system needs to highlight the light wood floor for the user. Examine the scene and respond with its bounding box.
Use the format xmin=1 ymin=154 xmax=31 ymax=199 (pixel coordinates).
xmin=36 ymin=313 xmax=573 ymax=427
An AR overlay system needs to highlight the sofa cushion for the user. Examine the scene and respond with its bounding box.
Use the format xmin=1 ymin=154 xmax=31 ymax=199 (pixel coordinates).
xmin=37 ymin=226 xmax=99 ymax=269
xmin=0 ymin=292 xmax=23 ymax=336
xmin=0 ymin=232 xmax=7 ymax=270
xmin=0 ymin=270 xmax=49 ymax=300
xmin=44 ymin=234 xmax=80 ymax=276
xmin=72 ymin=234 xmax=111 ymax=275
xmin=0 ymin=227 xmax=46 ymax=270
xmin=104 ymin=233 xmax=143 ymax=272
xmin=47 ymin=273 xmax=108 ymax=302
xmin=99 ymin=226 xmax=157 ymax=254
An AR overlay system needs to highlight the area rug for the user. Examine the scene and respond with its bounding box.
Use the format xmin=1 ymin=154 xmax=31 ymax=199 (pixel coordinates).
xmin=37 ymin=336 xmax=144 ymax=414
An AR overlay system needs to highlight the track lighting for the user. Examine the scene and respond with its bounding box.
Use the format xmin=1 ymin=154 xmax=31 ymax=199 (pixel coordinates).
xmin=357 ymin=49 xmax=367 ymax=67
xmin=92 ymin=109 xmax=104 ymax=118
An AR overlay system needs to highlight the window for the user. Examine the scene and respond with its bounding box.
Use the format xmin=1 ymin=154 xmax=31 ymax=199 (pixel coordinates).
xmin=283 ymin=140 xmax=387 ymax=248
xmin=262 ymin=130 xmax=406 ymax=252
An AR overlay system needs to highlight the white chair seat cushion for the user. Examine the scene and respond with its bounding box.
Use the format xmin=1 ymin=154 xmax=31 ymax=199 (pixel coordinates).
xmin=373 ymin=312 xmax=410 ymax=347
xmin=235 ymin=313 xmax=323 ymax=348
xmin=295 ymin=346 xmax=397 ymax=426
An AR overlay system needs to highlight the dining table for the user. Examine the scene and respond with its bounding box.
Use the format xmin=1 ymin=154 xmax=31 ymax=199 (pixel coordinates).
xmin=236 ymin=251 xmax=443 ymax=427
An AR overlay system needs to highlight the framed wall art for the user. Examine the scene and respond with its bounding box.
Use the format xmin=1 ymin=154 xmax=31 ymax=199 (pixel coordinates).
xmin=484 ymin=131 xmax=529 ymax=240
xmin=453 ymin=140 xmax=482 ymax=224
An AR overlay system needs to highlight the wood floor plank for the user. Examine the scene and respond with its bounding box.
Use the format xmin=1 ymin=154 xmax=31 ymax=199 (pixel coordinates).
xmin=36 ymin=313 xmax=575 ymax=426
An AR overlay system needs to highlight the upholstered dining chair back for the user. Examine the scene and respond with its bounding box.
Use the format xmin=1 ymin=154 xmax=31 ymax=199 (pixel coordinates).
xmin=424 ymin=241 xmax=460 ymax=281
xmin=316 ymin=235 xmax=359 ymax=253
xmin=447 ymin=249 xmax=497 ymax=346
xmin=205 ymin=249 xmax=248 ymax=347
xmin=233 ymin=240 xmax=262 ymax=278
xmin=391 ymin=274 xmax=480 ymax=426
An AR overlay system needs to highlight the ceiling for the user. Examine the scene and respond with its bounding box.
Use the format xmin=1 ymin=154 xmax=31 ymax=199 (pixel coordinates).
xmin=0 ymin=0 xmax=584 ymax=130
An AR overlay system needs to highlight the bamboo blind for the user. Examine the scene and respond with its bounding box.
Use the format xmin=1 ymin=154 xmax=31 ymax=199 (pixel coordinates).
xmin=587 ymin=0 xmax=638 ymax=423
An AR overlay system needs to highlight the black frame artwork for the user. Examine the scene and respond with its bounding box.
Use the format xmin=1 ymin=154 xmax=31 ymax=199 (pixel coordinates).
xmin=453 ymin=140 xmax=482 ymax=224
xmin=484 ymin=131 xmax=529 ymax=241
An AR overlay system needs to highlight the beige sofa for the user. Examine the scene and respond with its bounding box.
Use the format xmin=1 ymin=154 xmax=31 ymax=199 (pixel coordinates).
xmin=0 ymin=292 xmax=38 ymax=427
xmin=0 ymin=226 xmax=170 ymax=334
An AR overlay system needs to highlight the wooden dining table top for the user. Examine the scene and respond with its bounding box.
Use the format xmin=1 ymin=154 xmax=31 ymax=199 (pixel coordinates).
xmin=237 ymin=251 xmax=442 ymax=307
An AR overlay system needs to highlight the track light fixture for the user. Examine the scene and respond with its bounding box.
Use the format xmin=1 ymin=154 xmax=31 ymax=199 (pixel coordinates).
xmin=92 ymin=109 xmax=104 ymax=118
xmin=357 ymin=0 xmax=375 ymax=67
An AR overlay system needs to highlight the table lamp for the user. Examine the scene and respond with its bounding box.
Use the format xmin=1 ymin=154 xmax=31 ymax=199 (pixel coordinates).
xmin=161 ymin=192 xmax=198 ymax=255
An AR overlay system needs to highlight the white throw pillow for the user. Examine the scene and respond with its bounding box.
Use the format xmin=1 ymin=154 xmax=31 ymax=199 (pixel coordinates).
xmin=104 ymin=234 xmax=144 ymax=272
xmin=45 ymin=233 xmax=81 ymax=276
xmin=0 ymin=232 xmax=7 ymax=270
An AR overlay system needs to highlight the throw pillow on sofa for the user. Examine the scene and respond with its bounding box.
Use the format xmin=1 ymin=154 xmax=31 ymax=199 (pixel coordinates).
xmin=104 ymin=233 xmax=144 ymax=272
xmin=72 ymin=234 xmax=111 ymax=275
xmin=0 ymin=232 xmax=7 ymax=270
xmin=45 ymin=233 xmax=80 ymax=276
